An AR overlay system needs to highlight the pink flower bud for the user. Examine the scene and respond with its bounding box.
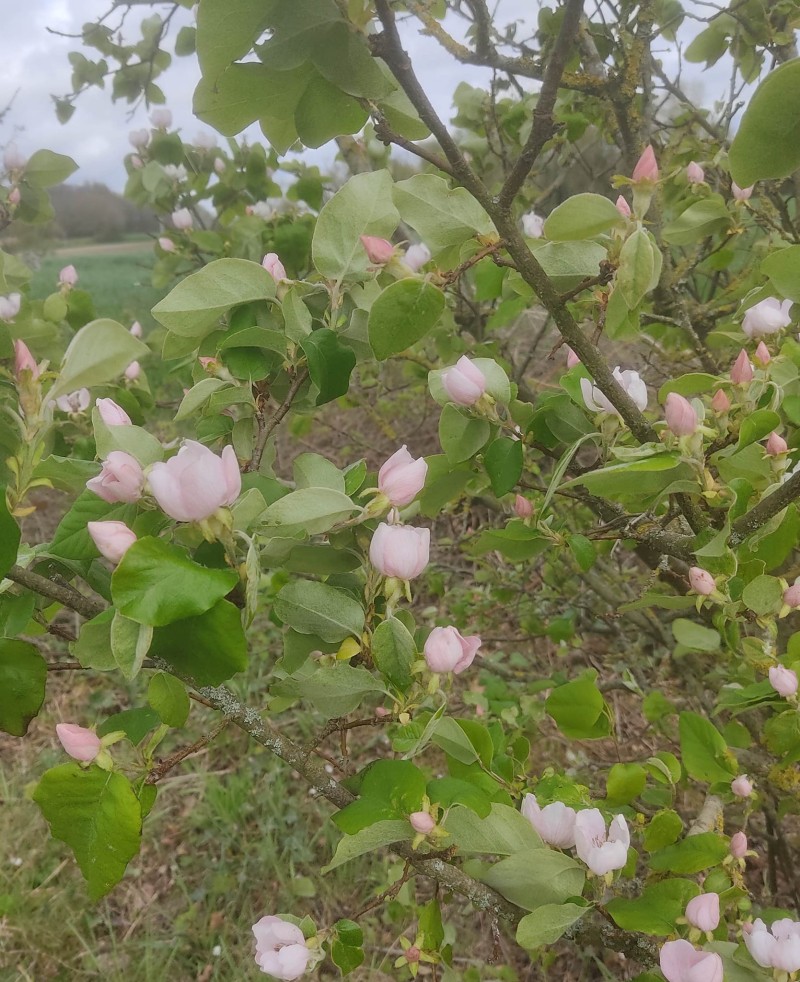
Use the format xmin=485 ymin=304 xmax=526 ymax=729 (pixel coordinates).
xmin=378 ymin=446 xmax=428 ymax=507
xmin=441 ymin=356 xmax=487 ymax=406
xmin=689 ymin=566 xmax=715 ymax=596
xmin=86 ymin=451 xmax=145 ymax=504
xmin=711 ymin=389 xmax=730 ymax=413
xmin=766 ymin=431 xmax=788 ymax=456
xmin=129 ymin=128 xmax=149 ymax=150
xmin=13 ymin=339 xmax=39 ymax=380
xmin=360 ymin=235 xmax=394 ymax=265
xmin=369 ymin=522 xmax=430 ymax=580
xmin=686 ymin=161 xmax=705 ymax=184
xmin=730 ymin=349 xmax=753 ymax=385
xmin=731 ymin=774 xmax=753 ymax=797
xmin=665 ymin=392 xmax=698 ymax=436
xmin=375 ymin=706 xmax=390 ymax=718
xmin=150 ymin=108 xmax=172 ymax=130
xmin=55 ymin=389 xmax=90 ymax=414
xmin=423 ymin=625 xmax=481 ymax=674
xmin=685 ymin=893 xmax=720 ymax=932
xmin=87 ymin=520 xmax=137 ymax=564
xmin=8 ymin=187 xmax=20 ymax=205
xmin=730 ymin=831 xmax=748 ymax=859
xmin=171 ymin=208 xmax=193 ymax=231
xmin=131 ymin=155 xmax=143 ymax=169
xmin=769 ymin=665 xmax=798 ymax=697
xmin=199 ymin=356 xmax=219 ymax=373
xmin=262 ymin=252 xmax=287 ymax=281
xmin=566 ymin=347 xmax=581 ymax=369
xmin=409 ymin=811 xmax=436 ymax=834
xmin=130 ymin=321 xmax=143 ymax=338
xmin=784 ymin=582 xmax=800 ymax=608
xmin=660 ymin=940 xmax=723 ymax=982
xmin=96 ymin=397 xmax=132 ymax=426
xmin=405 ymin=946 xmax=421 ymax=964
xmin=56 ymin=723 xmax=102 ymax=762
xmin=515 ymin=494 xmax=533 ymax=519
xmin=148 ymin=440 xmax=241 ymax=522
xmin=732 ymin=182 xmax=753 ymax=202
xmin=404 ymin=242 xmax=431 ymax=271
xmin=123 ymin=361 xmax=140 ymax=382
xmin=615 ymin=195 xmax=632 ymax=218
xmin=158 ymin=236 xmax=175 ymax=253
xmin=0 ymin=293 xmax=22 ymax=322
xmin=252 ymin=916 xmax=310 ymax=981
xmin=214 ymin=157 xmax=226 ymax=174
xmin=632 ymin=145 xmax=659 ymax=183
xmin=59 ymin=264 xmax=78 ymax=287
xmin=755 ymin=341 xmax=771 ymax=364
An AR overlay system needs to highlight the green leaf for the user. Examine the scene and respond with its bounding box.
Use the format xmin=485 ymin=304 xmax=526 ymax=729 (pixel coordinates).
xmin=148 ymin=600 xmax=248 ymax=686
xmin=282 ymin=287 xmax=313 ymax=342
xmin=661 ymin=195 xmax=731 ymax=246
xmin=194 ymin=62 xmax=312 ymax=135
xmin=294 ymin=75 xmax=368 ymax=149
xmin=257 ymin=0 xmax=341 ymax=68
xmin=679 ymin=711 xmax=734 ymax=784
xmin=49 ymin=489 xmax=137 ymax=561
xmin=274 ymin=663 xmax=387 ymax=717
xmin=335 ymin=920 xmax=363 ymax=948
xmin=443 ymin=802 xmax=543 ymax=854
xmin=516 ymin=903 xmax=587 ymax=950
xmin=92 ymin=411 xmax=164 ymax=468
xmin=98 ymin=707 xmax=161 ymax=745
xmin=729 ymin=60 xmax=800 ymax=187
xmin=392 ymin=174 xmax=495 ymax=256
xmin=643 ymin=810 xmax=684 ymax=851
xmin=481 ymin=849 xmax=585 ymax=911
xmin=418 ymin=899 xmax=445 ymax=950
xmin=174 ymin=378 xmax=233 ymax=421
xmin=617 ymin=229 xmax=654 ymax=308
xmin=648 ymin=831 xmax=730 ymax=873
xmin=331 ymin=939 xmax=364 ymax=976
xmin=32 ymin=456 xmax=100 ymax=494
xmin=606 ymin=763 xmax=647 ymax=805
xmin=0 ymin=639 xmax=46 ymax=736
xmin=148 ymin=672 xmax=190 ymax=727
xmin=606 ymin=878 xmax=700 ymax=935
xmin=274 ymin=580 xmax=364 ymax=642
xmin=294 ymin=453 xmax=345 ymax=492
xmin=657 ymin=373 xmax=718 ymax=402
xmin=672 ymin=619 xmax=720 ymax=652
xmin=368 ymin=279 xmax=445 ymax=360
xmin=372 ymin=617 xmax=415 ymax=689
xmin=322 ymin=819 xmax=414 ymax=873
xmin=111 ymin=537 xmax=238 ymax=627
xmin=570 ymin=455 xmax=695 ymax=501
xmin=70 ymin=608 xmax=116 ymax=670
xmin=110 ymin=611 xmax=153 ymax=681
xmin=567 ymin=533 xmax=596 ymax=571
xmin=261 ymin=487 xmax=357 ymax=536
xmin=334 ymin=759 xmax=426 ymax=833
xmin=426 ymin=777 xmax=491 ymax=818
xmin=0 ymin=487 xmax=20 ymax=580
xmin=312 ymin=170 xmax=399 ymax=281
xmin=761 ymin=246 xmax=800 ymax=303
xmin=484 ymin=437 xmax=523 ymax=496
xmin=34 ymin=763 xmax=142 ymax=900
xmin=543 ymin=193 xmax=624 ymax=240
xmin=24 ymin=149 xmax=78 ymax=188
xmin=152 ymin=259 xmax=277 ymax=338
xmin=300 ymin=328 xmax=356 ymax=404
xmin=311 ymin=22 xmax=393 ymax=99
xmin=432 ymin=717 xmax=494 ymax=766
xmin=439 ymin=404 xmax=490 ymax=464
xmin=196 ymin=0 xmax=275 ymax=82
xmin=546 ymin=678 xmax=608 ymax=739
xmin=49 ymin=319 xmax=149 ymax=402
xmin=742 ymin=574 xmax=783 ymax=616
xmin=738 ymin=409 xmax=780 ymax=450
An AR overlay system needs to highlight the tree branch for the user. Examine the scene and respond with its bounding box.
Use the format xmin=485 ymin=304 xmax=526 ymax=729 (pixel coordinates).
xmin=6 ymin=565 xmax=105 ymax=621
xmin=243 ymin=367 xmax=309 ymax=474
xmin=729 ymin=469 xmax=800 ymax=547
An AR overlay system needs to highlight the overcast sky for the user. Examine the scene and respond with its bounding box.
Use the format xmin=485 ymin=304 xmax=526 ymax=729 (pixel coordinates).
xmin=0 ymin=1 xmax=768 ymax=193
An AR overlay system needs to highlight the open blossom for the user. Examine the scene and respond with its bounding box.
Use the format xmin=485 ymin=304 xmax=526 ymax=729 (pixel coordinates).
xmin=769 ymin=665 xmax=798 ymax=697
xmin=55 ymin=389 xmax=90 ymax=414
xmin=745 ymin=919 xmax=800 ymax=973
xmin=96 ymin=397 xmax=132 ymax=426
xmin=59 ymin=264 xmax=78 ymax=287
xmin=404 ymin=242 xmax=431 ymax=271
xmin=150 ymin=108 xmax=172 ymax=129
xmin=172 ymin=208 xmax=193 ymax=231
xmin=521 ymin=795 xmax=577 ymax=848
xmin=766 ymin=431 xmax=788 ymax=456
xmin=129 ymin=128 xmax=149 ymax=150
xmin=441 ymin=356 xmax=487 ymax=406
xmin=665 ymin=392 xmax=697 ymax=436
xmin=685 ymin=893 xmax=720 ymax=932
xmin=689 ymin=567 xmax=715 ymax=596
xmin=87 ymin=451 xmax=145 ymax=504
xmin=731 ymin=774 xmax=752 ymax=797
xmin=88 ymin=520 xmax=137 ymax=564
xmin=423 ymin=625 xmax=481 ymax=674
xmin=515 ymin=495 xmax=533 ymax=519
xmin=632 ymin=145 xmax=658 ymax=182
xmin=755 ymin=341 xmax=771 ymax=364
xmin=581 ymin=367 xmax=648 ymax=416
xmin=730 ymin=831 xmax=748 ymax=858
xmin=360 ymin=235 xmax=394 ymax=265
xmin=730 ymin=349 xmax=753 ymax=385
xmin=686 ymin=161 xmax=705 ymax=184
xmin=574 ymin=809 xmax=629 ymax=875
xmin=56 ymin=723 xmax=101 ymax=762
xmin=149 ymin=441 xmax=241 ymax=522
xmin=250 ymin=201 xmax=272 ymax=220
xmin=711 ymin=389 xmax=730 ymax=412
xmin=378 ymin=446 xmax=428 ymax=507
xmin=158 ymin=236 xmax=175 ymax=253
xmin=262 ymin=253 xmax=287 ymax=281
xmin=193 ymin=131 xmax=217 ymax=150
xmin=252 ymin=916 xmax=310 ymax=981
xmin=742 ymin=297 xmax=792 ymax=338
xmin=0 ymin=293 xmax=21 ymax=321
xmin=163 ymin=163 xmax=188 ymax=182
xmin=370 ymin=523 xmax=430 ymax=580
xmin=410 ymin=811 xmax=436 ymax=834
xmin=522 ymin=211 xmax=545 ymax=238
xmin=660 ymin=940 xmax=723 ymax=982
xmin=732 ymin=182 xmax=753 ymax=202
xmin=14 ymin=339 xmax=39 ymax=380
xmin=615 ymin=195 xmax=632 ymax=218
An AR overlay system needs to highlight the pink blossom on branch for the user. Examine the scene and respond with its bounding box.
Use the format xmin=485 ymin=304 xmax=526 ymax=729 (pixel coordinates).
xmin=632 ymin=145 xmax=659 ymax=183
xmin=521 ymin=795 xmax=577 ymax=848
xmin=441 ymin=356 xmax=487 ymax=406
xmin=685 ymin=893 xmax=720 ymax=932
xmin=252 ymin=916 xmax=309 ymax=981
xmin=686 ymin=161 xmax=705 ymax=184
xmin=665 ymin=392 xmax=697 ymax=436
xmin=423 ymin=625 xmax=481 ymax=674
xmin=378 ymin=446 xmax=428 ymax=507
xmin=56 ymin=723 xmax=101 ymax=762
xmin=660 ymin=940 xmax=723 ymax=982
xmin=769 ymin=665 xmax=798 ymax=697
xmin=688 ymin=567 xmax=715 ymax=596
xmin=369 ymin=523 xmax=430 ymax=580
xmin=359 ymin=235 xmax=394 ymax=265
xmin=574 ymin=809 xmax=629 ymax=875
xmin=730 ymin=350 xmax=753 ymax=385
xmin=262 ymin=253 xmax=287 ymax=281
xmin=86 ymin=451 xmax=145 ymax=504
xmin=148 ymin=441 xmax=241 ymax=523
xmin=96 ymin=398 xmax=132 ymax=426
xmin=13 ymin=339 xmax=39 ymax=380
xmin=88 ymin=520 xmax=137 ymax=564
